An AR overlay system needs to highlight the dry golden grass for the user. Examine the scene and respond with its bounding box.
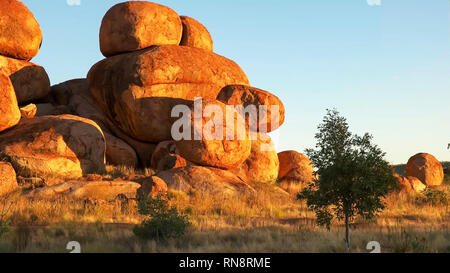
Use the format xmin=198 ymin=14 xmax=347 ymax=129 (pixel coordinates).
xmin=0 ymin=174 xmax=449 ymax=253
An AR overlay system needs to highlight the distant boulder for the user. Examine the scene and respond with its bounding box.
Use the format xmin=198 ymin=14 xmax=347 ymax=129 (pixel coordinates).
xmin=278 ymin=151 xmax=314 ymax=184
xmin=406 ymin=153 xmax=444 ymax=186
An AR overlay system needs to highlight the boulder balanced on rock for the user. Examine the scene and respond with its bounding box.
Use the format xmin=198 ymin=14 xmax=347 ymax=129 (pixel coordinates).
xmin=100 ymin=1 xmax=183 ymax=57
xmin=0 ymin=0 xmax=43 ymax=61
xmin=0 ymin=1 xmax=50 ymax=105
xmin=217 ymin=85 xmax=285 ymax=133
xmin=180 ymin=16 xmax=214 ymax=52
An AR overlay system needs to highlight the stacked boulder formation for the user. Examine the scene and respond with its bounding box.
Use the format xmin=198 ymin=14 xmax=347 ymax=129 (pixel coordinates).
xmin=84 ymin=1 xmax=287 ymax=194
xmin=0 ymin=0 xmax=314 ymax=199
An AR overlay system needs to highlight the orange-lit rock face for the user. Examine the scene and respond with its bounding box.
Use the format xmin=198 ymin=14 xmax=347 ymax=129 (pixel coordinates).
xmin=0 ymin=55 xmax=50 ymax=104
xmin=278 ymin=151 xmax=314 ymax=184
xmin=396 ymin=176 xmax=426 ymax=193
xmin=137 ymin=176 xmax=168 ymax=198
xmin=0 ymin=0 xmax=42 ymax=61
xmin=100 ymin=1 xmax=182 ymax=57
xmin=396 ymin=176 xmax=413 ymax=192
xmin=231 ymin=133 xmax=279 ymax=184
xmin=88 ymin=45 xmax=249 ymax=142
xmin=407 ymin=176 xmax=427 ymax=193
xmin=0 ymin=74 xmax=20 ymax=132
xmin=19 ymin=103 xmax=37 ymax=119
xmin=156 ymin=166 xmax=255 ymax=196
xmin=29 ymin=180 xmax=141 ymax=200
xmin=151 ymin=141 xmax=188 ymax=171
xmin=51 ymin=79 xmax=138 ymax=168
xmin=175 ymin=99 xmax=252 ymax=170
xmin=103 ymin=131 xmax=139 ymax=168
xmin=0 ymin=115 xmax=106 ymax=179
xmin=180 ymin=16 xmax=214 ymax=51
xmin=406 ymin=153 xmax=444 ymax=186
xmin=217 ymin=85 xmax=285 ymax=133
xmin=0 ymin=162 xmax=18 ymax=196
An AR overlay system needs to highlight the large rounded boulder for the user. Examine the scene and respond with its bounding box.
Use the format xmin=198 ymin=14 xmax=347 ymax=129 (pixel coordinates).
xmin=175 ymin=99 xmax=251 ymax=170
xmin=278 ymin=151 xmax=314 ymax=183
xmin=406 ymin=153 xmax=444 ymax=187
xmin=217 ymin=85 xmax=285 ymax=133
xmin=0 ymin=162 xmax=19 ymax=196
xmin=231 ymin=133 xmax=279 ymax=184
xmin=100 ymin=1 xmax=183 ymax=57
xmin=180 ymin=16 xmax=214 ymax=51
xmin=0 ymin=74 xmax=20 ymax=132
xmin=87 ymin=45 xmax=249 ymax=142
xmin=0 ymin=0 xmax=43 ymax=60
xmin=0 ymin=55 xmax=50 ymax=104
xmin=0 ymin=115 xmax=106 ymax=179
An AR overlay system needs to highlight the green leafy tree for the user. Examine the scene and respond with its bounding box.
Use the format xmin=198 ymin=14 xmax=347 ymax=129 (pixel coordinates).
xmin=298 ymin=109 xmax=397 ymax=252
xmin=134 ymin=194 xmax=190 ymax=241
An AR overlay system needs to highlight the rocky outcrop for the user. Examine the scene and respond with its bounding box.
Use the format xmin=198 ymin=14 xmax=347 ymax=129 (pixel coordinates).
xmin=0 ymin=0 xmax=42 ymax=61
xmin=0 ymin=162 xmax=19 ymax=196
xmin=0 ymin=115 xmax=106 ymax=179
xmin=180 ymin=16 xmax=214 ymax=51
xmin=0 ymin=74 xmax=20 ymax=132
xmin=217 ymin=85 xmax=285 ymax=132
xmin=406 ymin=153 xmax=444 ymax=186
xmin=87 ymin=45 xmax=249 ymax=142
xmin=99 ymin=1 xmax=183 ymax=57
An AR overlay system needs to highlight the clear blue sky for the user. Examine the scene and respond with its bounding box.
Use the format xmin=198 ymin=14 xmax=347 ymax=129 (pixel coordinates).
xmin=22 ymin=0 xmax=450 ymax=164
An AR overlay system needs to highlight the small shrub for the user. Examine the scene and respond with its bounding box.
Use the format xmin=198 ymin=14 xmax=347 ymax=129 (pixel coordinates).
xmin=133 ymin=194 xmax=190 ymax=241
xmin=0 ymin=219 xmax=10 ymax=238
xmin=0 ymin=194 xmax=14 ymax=238
xmin=416 ymin=189 xmax=448 ymax=206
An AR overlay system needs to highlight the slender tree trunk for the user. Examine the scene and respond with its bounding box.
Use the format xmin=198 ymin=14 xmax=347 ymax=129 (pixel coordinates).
xmin=344 ymin=214 xmax=350 ymax=253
